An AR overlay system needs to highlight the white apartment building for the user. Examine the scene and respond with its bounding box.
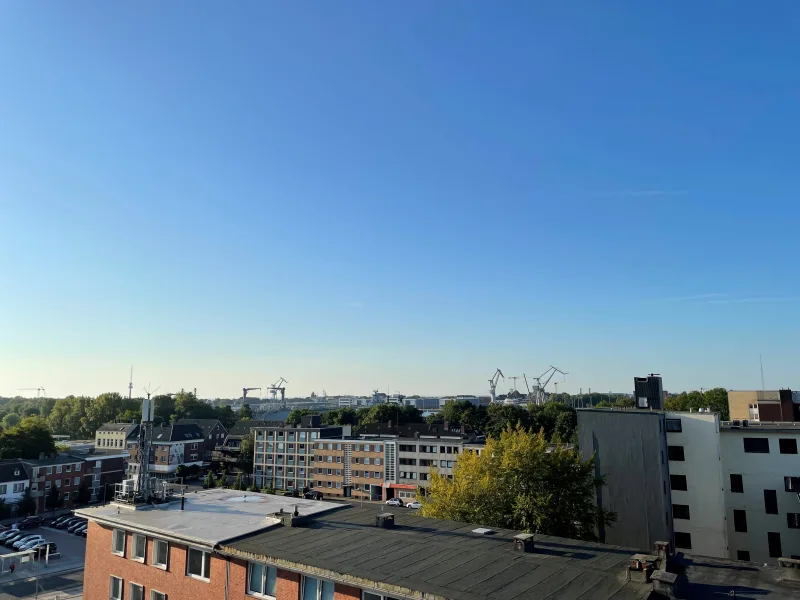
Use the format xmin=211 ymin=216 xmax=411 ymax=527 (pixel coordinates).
xmin=0 ymin=461 xmax=29 ymax=512
xmin=664 ymin=411 xmax=728 ymax=558
xmin=720 ymin=422 xmax=800 ymax=564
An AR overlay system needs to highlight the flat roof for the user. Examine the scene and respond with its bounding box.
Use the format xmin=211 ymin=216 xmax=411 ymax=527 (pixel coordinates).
xmin=75 ymin=489 xmax=344 ymax=548
xmin=721 ymin=421 xmax=800 ymax=433
xmin=221 ymin=507 xmax=650 ymax=600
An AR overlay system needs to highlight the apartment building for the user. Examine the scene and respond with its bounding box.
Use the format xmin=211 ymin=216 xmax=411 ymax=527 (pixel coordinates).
xmin=252 ymin=416 xmax=349 ymax=493
xmin=21 ymin=455 xmax=90 ymax=513
xmin=0 ymin=461 xmax=29 ymax=515
xmin=313 ymin=440 xmax=386 ymax=501
xmin=71 ymin=450 xmax=129 ymax=504
xmin=175 ymin=418 xmax=227 ymax=464
xmin=127 ymin=424 xmax=204 ymax=479
xmin=75 ymin=487 xmax=799 ymax=600
xmin=96 ymin=422 xmax=140 ymax=450
xmin=728 ymin=389 xmax=800 ymax=423
xmin=720 ymin=422 xmax=800 ymax=564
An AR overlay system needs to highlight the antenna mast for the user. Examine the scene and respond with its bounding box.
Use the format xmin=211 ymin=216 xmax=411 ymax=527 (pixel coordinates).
xmin=136 ymin=384 xmax=159 ymax=500
xmin=128 ymin=365 xmax=134 ymax=400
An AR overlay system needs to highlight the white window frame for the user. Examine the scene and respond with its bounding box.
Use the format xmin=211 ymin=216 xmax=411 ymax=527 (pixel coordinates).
xmin=186 ymin=547 xmax=211 ymax=581
xmin=246 ymin=562 xmax=277 ymax=599
xmin=363 ymin=593 xmax=401 ymax=600
xmin=132 ymin=534 xmax=146 ymax=562
xmin=129 ymin=582 xmax=144 ymax=600
xmin=150 ymin=591 xmax=167 ymax=600
xmin=110 ymin=576 xmax=124 ymax=600
xmin=112 ymin=529 xmax=126 ymax=556
xmin=56 ymin=465 xmax=63 ymax=474
xmin=301 ymin=576 xmax=335 ymax=600
xmin=153 ymin=539 xmax=169 ymax=569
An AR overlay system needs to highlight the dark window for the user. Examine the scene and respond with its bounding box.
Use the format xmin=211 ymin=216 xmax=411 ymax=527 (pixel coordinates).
xmin=730 ymin=474 xmax=744 ymax=493
xmin=764 ymin=489 xmax=778 ymax=515
xmin=768 ymin=532 xmax=782 ymax=558
xmin=670 ymin=475 xmax=688 ymax=491
xmin=733 ymin=509 xmax=747 ymax=532
xmin=737 ymin=550 xmax=750 ymax=561
xmin=787 ymin=513 xmax=800 ymax=529
xmin=743 ymin=438 xmax=769 ymax=453
xmin=674 ymin=532 xmax=692 ymax=550
xmin=665 ymin=419 xmax=682 ymax=432
xmin=785 ymin=477 xmax=800 ymax=492
xmin=672 ymin=504 xmax=690 ymax=520
xmin=779 ymin=439 xmax=797 ymax=454
xmin=667 ymin=446 xmax=685 ymax=461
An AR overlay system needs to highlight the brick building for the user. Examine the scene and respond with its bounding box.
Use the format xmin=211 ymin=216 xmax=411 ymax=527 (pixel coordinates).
xmin=75 ymin=487 xmax=798 ymax=600
xmin=21 ymin=455 xmax=91 ymax=513
xmin=312 ymin=440 xmax=386 ymax=501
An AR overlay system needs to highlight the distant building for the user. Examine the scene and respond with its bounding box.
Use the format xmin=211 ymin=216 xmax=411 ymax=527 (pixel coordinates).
xmin=126 ymin=423 xmax=204 ymax=479
xmin=176 ymin=418 xmax=228 ymax=464
xmin=634 ymin=374 xmax=664 ymax=409
xmin=728 ymin=389 xmax=800 ymax=422
xmin=95 ymin=422 xmax=139 ymax=450
xmin=21 ymin=455 xmax=90 ymax=514
xmin=0 ymin=460 xmax=29 ymax=515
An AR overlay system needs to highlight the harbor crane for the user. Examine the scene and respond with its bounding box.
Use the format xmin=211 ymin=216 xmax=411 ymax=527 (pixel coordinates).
xmin=488 ymin=369 xmax=504 ymax=404
xmin=269 ymin=377 xmax=288 ymax=408
xmin=529 ymin=366 xmax=568 ymax=405
xmin=18 ymin=387 xmax=46 ymax=397
xmin=242 ymin=387 xmax=261 ymax=405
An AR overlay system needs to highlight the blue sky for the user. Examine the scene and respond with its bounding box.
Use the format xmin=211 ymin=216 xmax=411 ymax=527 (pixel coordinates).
xmin=2 ymin=2 xmax=799 ymax=399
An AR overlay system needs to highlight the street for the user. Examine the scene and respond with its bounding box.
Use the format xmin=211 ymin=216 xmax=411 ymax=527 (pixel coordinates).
xmin=0 ymin=568 xmax=83 ymax=600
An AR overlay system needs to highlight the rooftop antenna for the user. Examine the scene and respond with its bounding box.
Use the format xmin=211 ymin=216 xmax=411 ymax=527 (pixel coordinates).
xmin=128 ymin=365 xmax=134 ymax=400
xmin=760 ymin=354 xmax=765 ymax=391
xmin=136 ymin=383 xmax=160 ymax=501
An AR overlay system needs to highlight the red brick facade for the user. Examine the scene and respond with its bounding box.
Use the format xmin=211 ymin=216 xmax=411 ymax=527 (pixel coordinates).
xmin=83 ymin=521 xmax=371 ymax=600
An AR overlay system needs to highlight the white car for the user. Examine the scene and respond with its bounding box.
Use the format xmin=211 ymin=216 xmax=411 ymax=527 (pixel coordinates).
xmin=406 ymin=501 xmax=422 ymax=510
xmin=14 ymin=535 xmax=44 ymax=549
xmin=19 ymin=538 xmax=46 ymax=551
xmin=385 ymin=498 xmax=403 ymax=507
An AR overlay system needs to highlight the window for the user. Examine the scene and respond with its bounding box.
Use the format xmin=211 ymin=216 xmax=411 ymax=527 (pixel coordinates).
xmin=151 ymin=591 xmax=166 ymax=600
xmin=787 ymin=513 xmax=800 ymax=529
xmin=110 ymin=576 xmax=124 ymax=600
xmin=56 ymin=465 xmax=63 ymax=474
xmin=674 ymin=532 xmax=692 ymax=550
xmin=301 ymin=576 xmax=334 ymax=600
xmin=13 ymin=482 xmax=25 ymax=493
xmin=186 ymin=548 xmax=211 ymax=579
xmin=247 ymin=563 xmax=277 ymax=598
xmin=672 ymin=504 xmax=690 ymax=520
xmin=743 ymin=438 xmax=769 ymax=453
xmin=780 ymin=438 xmax=798 ymax=454
xmin=56 ymin=479 xmax=62 ymax=488
xmin=47 ymin=466 xmax=53 ymax=475
xmin=112 ymin=530 xmax=126 ymax=556
xmin=670 ymin=475 xmax=687 ymax=491
xmin=363 ymin=594 xmax=402 ymax=600
xmin=65 ymin=478 xmax=71 ymax=487
xmin=734 ymin=510 xmax=747 ymax=532
xmin=737 ymin=550 xmax=750 ymax=562
xmin=46 ymin=481 xmax=51 ymax=490
xmin=764 ymin=489 xmax=778 ymax=515
xmin=785 ymin=476 xmax=800 ymax=492
xmin=364 ymin=458 xmax=370 ymax=465
xmin=66 ymin=464 xmax=72 ymax=472
xmin=153 ymin=540 xmax=169 ymax=569
xmin=130 ymin=583 xmax=144 ymax=600
xmin=665 ymin=419 xmax=682 ymax=432
xmin=667 ymin=446 xmax=685 ymax=461
xmin=768 ymin=532 xmax=782 ymax=558
xmin=132 ymin=534 xmax=146 ymax=562
xmin=74 ymin=477 xmax=81 ymax=486
xmin=731 ymin=474 xmax=744 ymax=493
xmin=374 ymin=459 xmax=381 ymax=466
xmin=63 ymin=492 xmax=70 ymax=501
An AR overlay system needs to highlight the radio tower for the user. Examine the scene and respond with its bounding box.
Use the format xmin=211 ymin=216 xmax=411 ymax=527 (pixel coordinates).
xmin=128 ymin=366 xmax=134 ymax=400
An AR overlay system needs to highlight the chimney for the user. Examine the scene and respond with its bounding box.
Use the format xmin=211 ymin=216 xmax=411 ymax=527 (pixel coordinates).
xmin=778 ymin=557 xmax=800 ymax=585
xmin=376 ymin=513 xmax=395 ymax=529
xmin=625 ymin=554 xmax=659 ymax=583
xmin=443 ymin=421 xmax=449 ymax=431
xmin=513 ymin=533 xmax=534 ymax=553
xmin=651 ymin=570 xmax=678 ymax=598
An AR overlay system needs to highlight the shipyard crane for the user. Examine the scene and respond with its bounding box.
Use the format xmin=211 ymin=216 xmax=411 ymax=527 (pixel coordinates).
xmin=242 ymin=387 xmax=261 ymax=405
xmin=269 ymin=377 xmax=288 ymax=409
xmin=531 ymin=366 xmax=568 ymax=405
xmin=18 ymin=387 xmax=46 ymax=397
xmin=488 ymin=369 xmax=504 ymax=404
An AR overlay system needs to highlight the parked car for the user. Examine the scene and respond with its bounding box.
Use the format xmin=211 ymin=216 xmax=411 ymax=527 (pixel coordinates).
xmin=14 ymin=534 xmax=44 ymax=549
xmin=49 ymin=514 xmax=73 ymax=527
xmin=56 ymin=517 xmax=82 ymax=530
xmin=18 ymin=537 xmax=47 ymax=551
xmin=385 ymin=498 xmax=404 ymax=507
xmin=67 ymin=519 xmax=87 ymax=533
xmin=78 ymin=527 xmax=88 ymax=537
xmin=303 ymin=491 xmax=323 ymax=500
xmin=406 ymin=501 xmax=422 ymax=509
xmin=4 ymin=532 xmax=30 ymax=546
xmin=15 ymin=516 xmax=43 ymax=530
xmin=0 ymin=530 xmax=19 ymax=542
xmin=73 ymin=523 xmax=88 ymax=535
xmin=31 ymin=542 xmax=58 ymax=557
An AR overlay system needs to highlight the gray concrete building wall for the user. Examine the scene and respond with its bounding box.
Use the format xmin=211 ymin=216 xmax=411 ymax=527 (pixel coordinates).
xmin=577 ymin=409 xmax=672 ymax=552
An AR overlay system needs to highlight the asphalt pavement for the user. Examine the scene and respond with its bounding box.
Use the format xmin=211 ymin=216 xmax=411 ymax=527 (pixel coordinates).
xmin=0 ymin=568 xmax=83 ymax=600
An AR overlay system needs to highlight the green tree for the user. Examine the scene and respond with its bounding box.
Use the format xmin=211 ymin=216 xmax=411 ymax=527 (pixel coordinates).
xmin=219 ymin=466 xmax=229 ymax=487
xmin=0 ymin=416 xmax=57 ymax=459
xmin=285 ymin=409 xmax=315 ymax=426
xmin=420 ymin=426 xmax=614 ymax=541
xmin=17 ymin=487 xmax=36 ymax=516
xmin=216 ymin=405 xmax=237 ymax=428
xmin=204 ymin=470 xmax=217 ymax=489
xmin=358 ymin=404 xmax=424 ymax=426
xmin=172 ymin=390 xmax=217 ymax=421
xmin=45 ymin=486 xmax=63 ymax=512
xmin=2 ymin=413 xmax=20 ymax=428
xmin=48 ymin=395 xmax=92 ymax=438
xmin=239 ymin=403 xmax=253 ymax=419
xmin=153 ymin=394 xmax=177 ymax=425
xmin=238 ymin=431 xmax=255 ymax=474
xmin=76 ymin=481 xmax=92 ymax=505
xmin=232 ymin=472 xmax=245 ymax=490
xmin=320 ymin=408 xmax=358 ymax=426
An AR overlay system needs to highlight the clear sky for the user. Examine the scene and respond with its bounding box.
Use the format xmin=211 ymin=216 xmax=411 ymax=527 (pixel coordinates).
xmin=2 ymin=2 xmax=800 ymax=400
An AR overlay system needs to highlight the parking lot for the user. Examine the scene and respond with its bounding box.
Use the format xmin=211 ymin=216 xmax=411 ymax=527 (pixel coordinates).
xmin=0 ymin=523 xmax=86 ymax=584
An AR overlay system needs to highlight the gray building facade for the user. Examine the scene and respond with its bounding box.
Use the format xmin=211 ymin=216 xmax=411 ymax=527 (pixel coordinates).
xmin=577 ymin=408 xmax=672 ymax=552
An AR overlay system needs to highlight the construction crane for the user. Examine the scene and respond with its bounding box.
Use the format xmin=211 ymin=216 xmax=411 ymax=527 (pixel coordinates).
xmin=488 ymin=369 xmax=504 ymax=404
xmin=18 ymin=387 xmax=46 ymax=397
xmin=269 ymin=377 xmax=288 ymax=409
xmin=242 ymin=387 xmax=261 ymax=406
xmin=530 ymin=366 xmax=568 ymax=405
